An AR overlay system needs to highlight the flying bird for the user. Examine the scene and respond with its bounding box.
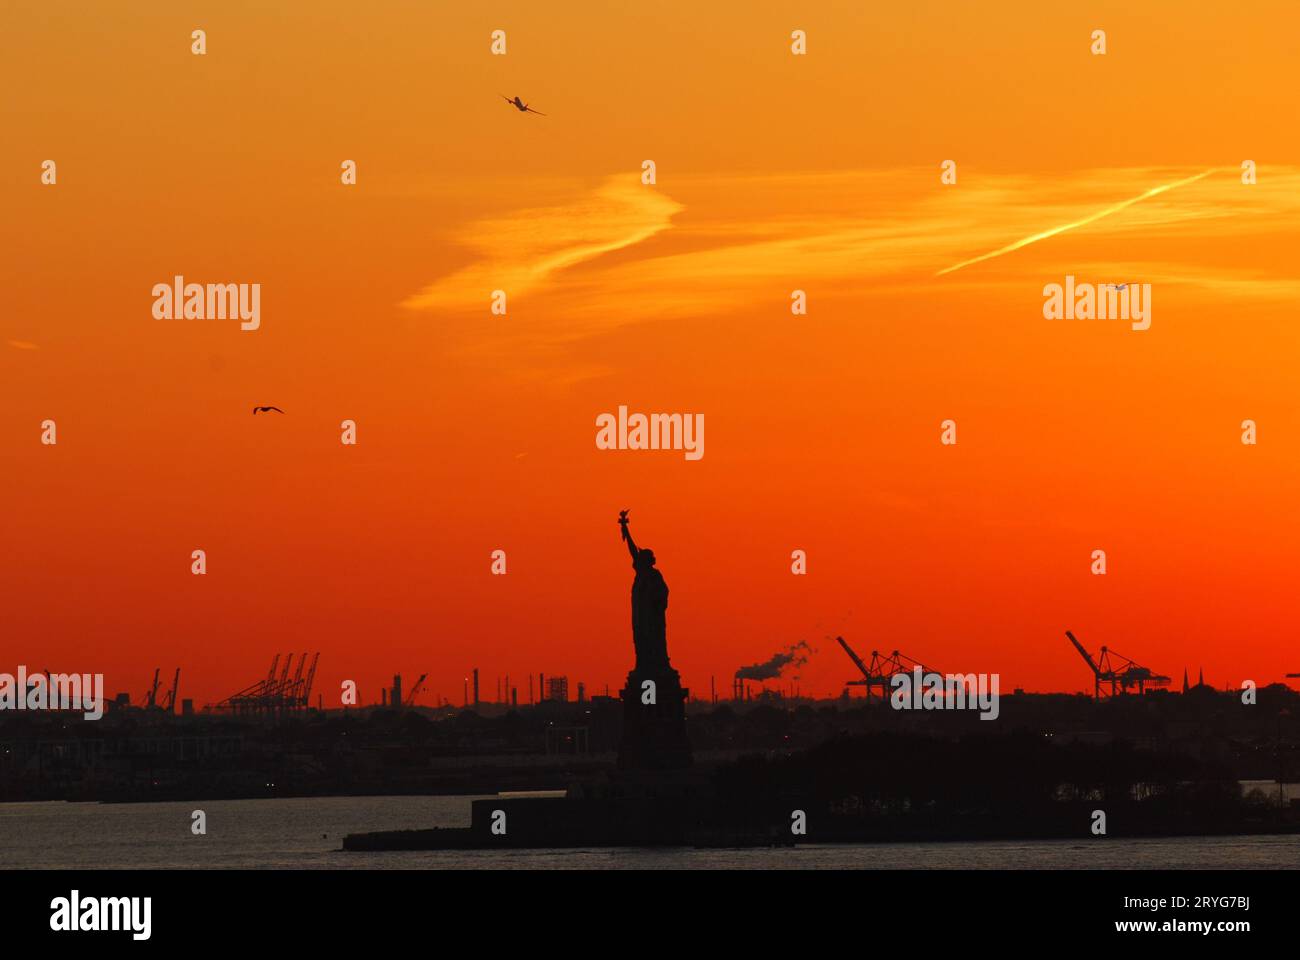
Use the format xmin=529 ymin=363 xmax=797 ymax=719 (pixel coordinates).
xmin=252 ymin=406 xmax=284 ymax=415
xmin=501 ymin=95 xmax=546 ymax=116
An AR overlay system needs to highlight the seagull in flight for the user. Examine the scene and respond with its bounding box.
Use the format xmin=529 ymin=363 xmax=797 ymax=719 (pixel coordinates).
xmin=501 ymin=95 xmax=546 ymax=116
xmin=252 ymin=406 xmax=285 ymax=415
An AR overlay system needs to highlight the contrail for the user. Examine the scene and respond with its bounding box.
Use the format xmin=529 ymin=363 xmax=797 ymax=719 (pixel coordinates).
xmin=935 ymin=168 xmax=1219 ymax=276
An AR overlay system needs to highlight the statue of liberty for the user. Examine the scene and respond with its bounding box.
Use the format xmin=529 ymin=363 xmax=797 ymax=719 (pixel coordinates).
xmin=618 ymin=510 xmax=671 ymax=672
xmin=614 ymin=510 xmax=691 ymax=771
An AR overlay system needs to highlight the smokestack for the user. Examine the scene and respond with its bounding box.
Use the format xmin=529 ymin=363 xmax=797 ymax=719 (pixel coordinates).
xmin=392 ymin=674 xmax=402 ymax=710
xmin=540 ymin=672 xmax=545 ymax=702
xmin=473 ymin=668 xmax=479 ymax=706
xmin=511 ymin=687 xmax=517 ymax=707
xmin=578 ymin=682 xmax=586 ymax=702
xmin=381 ymin=689 xmax=387 ymax=707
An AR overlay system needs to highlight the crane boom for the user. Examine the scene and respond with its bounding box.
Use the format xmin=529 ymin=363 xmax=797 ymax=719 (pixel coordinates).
xmin=837 ymin=636 xmax=871 ymax=680
xmin=1065 ymin=631 xmax=1101 ymax=675
xmin=292 ymin=655 xmax=303 ymax=704
xmin=164 ymin=668 xmax=180 ymax=713
xmin=302 ymin=653 xmax=320 ymax=706
xmin=405 ymin=673 xmax=428 ymax=706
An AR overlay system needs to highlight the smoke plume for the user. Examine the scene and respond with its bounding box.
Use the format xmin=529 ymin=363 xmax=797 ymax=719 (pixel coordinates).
xmin=735 ymin=640 xmax=815 ymax=681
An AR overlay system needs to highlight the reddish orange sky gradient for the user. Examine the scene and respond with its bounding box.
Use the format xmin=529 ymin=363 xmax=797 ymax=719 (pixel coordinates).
xmin=4 ymin=2 xmax=1300 ymax=707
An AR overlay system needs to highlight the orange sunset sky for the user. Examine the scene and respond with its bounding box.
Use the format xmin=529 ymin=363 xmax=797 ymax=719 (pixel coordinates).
xmin=3 ymin=2 xmax=1300 ymax=708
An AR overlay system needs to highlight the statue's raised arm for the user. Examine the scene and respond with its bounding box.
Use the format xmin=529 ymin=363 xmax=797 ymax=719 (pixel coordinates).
xmin=619 ymin=509 xmax=638 ymax=560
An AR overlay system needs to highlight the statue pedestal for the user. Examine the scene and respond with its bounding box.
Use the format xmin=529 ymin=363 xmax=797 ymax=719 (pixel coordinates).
xmin=618 ymin=667 xmax=693 ymax=771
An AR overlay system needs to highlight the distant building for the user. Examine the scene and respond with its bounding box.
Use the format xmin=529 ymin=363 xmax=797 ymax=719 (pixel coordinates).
xmin=546 ymin=676 xmax=569 ymax=703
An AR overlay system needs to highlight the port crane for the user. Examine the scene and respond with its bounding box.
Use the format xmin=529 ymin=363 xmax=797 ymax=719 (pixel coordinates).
xmin=404 ymin=673 xmax=428 ymax=706
xmin=142 ymin=668 xmax=161 ymax=709
xmin=1065 ymin=630 xmax=1169 ymax=700
xmin=299 ymin=652 xmax=319 ymax=708
xmin=836 ymin=636 xmax=943 ymax=700
xmin=212 ymin=652 xmax=321 ymax=717
xmin=163 ymin=668 xmax=180 ymax=714
xmin=290 ymin=653 xmax=306 ymax=703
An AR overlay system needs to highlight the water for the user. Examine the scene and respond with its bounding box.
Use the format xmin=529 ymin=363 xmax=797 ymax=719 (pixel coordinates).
xmin=1 ymin=795 xmax=1297 ymax=869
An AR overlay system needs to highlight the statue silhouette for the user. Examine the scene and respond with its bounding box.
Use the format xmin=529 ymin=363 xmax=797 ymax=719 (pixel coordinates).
xmin=616 ymin=510 xmax=692 ymax=771
xmin=620 ymin=512 xmax=670 ymax=672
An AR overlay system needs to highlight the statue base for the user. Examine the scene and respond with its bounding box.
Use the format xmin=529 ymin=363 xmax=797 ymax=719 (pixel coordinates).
xmin=618 ymin=666 xmax=693 ymax=771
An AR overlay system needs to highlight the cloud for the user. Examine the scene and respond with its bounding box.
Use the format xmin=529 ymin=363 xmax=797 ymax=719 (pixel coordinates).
xmin=563 ymin=166 xmax=1300 ymax=317
xmin=7 ymin=340 xmax=39 ymax=350
xmin=401 ymin=175 xmax=682 ymax=312
xmin=400 ymin=165 xmax=1300 ymax=371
